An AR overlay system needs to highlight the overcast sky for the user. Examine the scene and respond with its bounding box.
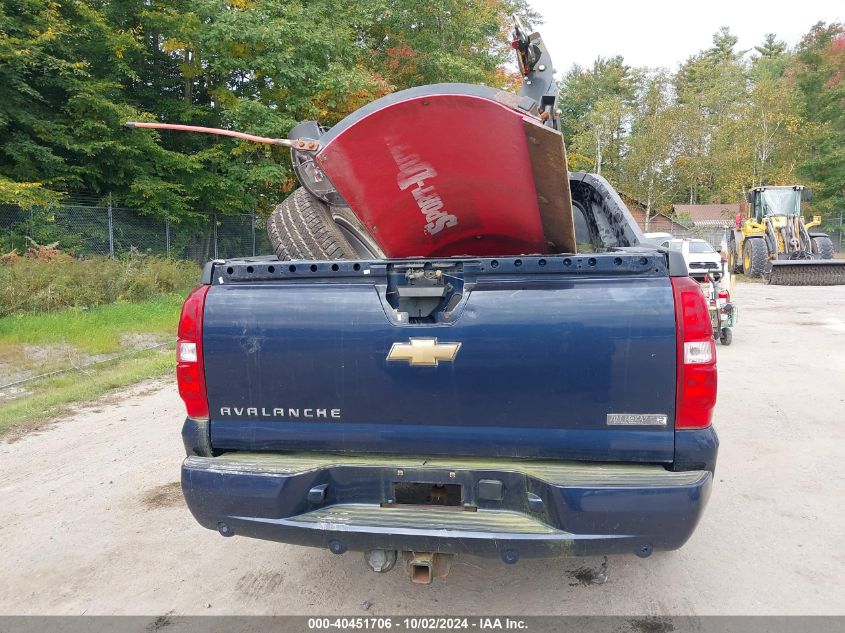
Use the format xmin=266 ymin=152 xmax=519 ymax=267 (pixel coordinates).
xmin=529 ymin=0 xmax=844 ymax=74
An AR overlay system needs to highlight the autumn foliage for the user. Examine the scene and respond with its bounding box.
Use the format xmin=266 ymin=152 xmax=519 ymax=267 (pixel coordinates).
xmin=0 ymin=0 xmax=533 ymax=221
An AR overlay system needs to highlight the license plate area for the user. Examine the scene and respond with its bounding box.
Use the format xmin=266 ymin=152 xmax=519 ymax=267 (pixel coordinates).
xmin=383 ymin=482 xmax=465 ymax=509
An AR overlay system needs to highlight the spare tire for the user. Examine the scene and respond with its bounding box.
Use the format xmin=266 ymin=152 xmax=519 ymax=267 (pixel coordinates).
xmin=267 ymin=187 xmax=384 ymax=260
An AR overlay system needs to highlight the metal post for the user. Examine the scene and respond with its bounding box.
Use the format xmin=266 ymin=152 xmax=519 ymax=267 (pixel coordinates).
xmin=107 ymin=193 xmax=114 ymax=257
xmin=213 ymin=212 xmax=218 ymax=260
xmin=166 ymin=219 xmax=171 ymax=257
xmin=251 ymin=209 xmax=256 ymax=256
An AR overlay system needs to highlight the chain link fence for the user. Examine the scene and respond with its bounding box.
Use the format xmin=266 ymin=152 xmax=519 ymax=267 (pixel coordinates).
xmin=646 ymin=225 xmax=731 ymax=250
xmin=824 ymin=215 xmax=844 ymax=254
xmin=0 ymin=197 xmax=272 ymax=263
xmin=657 ymin=219 xmax=843 ymax=255
xmin=2 ymin=196 xmax=840 ymax=263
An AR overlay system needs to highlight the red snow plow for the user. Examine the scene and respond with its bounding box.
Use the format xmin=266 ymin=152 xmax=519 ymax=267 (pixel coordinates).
xmin=128 ymin=20 xmax=585 ymax=260
xmin=306 ymin=84 xmax=574 ymax=258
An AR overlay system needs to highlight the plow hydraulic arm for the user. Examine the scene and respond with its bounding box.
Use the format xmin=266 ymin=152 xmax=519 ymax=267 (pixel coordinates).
xmin=512 ymin=16 xmax=559 ymax=130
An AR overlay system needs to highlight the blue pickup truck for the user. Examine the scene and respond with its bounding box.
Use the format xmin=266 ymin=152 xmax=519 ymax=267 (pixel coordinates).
xmin=177 ymin=172 xmax=718 ymax=583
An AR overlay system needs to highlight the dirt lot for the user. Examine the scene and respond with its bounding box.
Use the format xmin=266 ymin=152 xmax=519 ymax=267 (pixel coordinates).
xmin=1 ymin=283 xmax=843 ymax=616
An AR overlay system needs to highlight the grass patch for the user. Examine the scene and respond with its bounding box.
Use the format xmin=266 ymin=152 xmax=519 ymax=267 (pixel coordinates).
xmin=0 ymin=294 xmax=186 ymax=437
xmin=0 ymin=294 xmax=185 ymax=355
xmin=0 ymin=256 xmax=195 ymax=437
xmin=0 ymin=347 xmax=174 ymax=437
xmin=0 ymin=255 xmax=199 ymax=316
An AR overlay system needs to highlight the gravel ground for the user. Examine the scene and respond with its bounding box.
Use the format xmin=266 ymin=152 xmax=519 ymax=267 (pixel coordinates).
xmin=0 ymin=282 xmax=843 ymax=616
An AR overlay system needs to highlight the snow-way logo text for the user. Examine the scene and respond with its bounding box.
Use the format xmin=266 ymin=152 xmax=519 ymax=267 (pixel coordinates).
xmin=390 ymin=145 xmax=458 ymax=236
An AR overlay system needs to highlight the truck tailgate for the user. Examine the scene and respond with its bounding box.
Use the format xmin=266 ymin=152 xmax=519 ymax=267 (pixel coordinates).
xmin=202 ymin=255 xmax=677 ymax=462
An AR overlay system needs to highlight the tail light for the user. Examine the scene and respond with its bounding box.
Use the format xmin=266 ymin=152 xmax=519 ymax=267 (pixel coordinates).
xmin=177 ymin=285 xmax=211 ymax=419
xmin=671 ymin=276 xmax=717 ymax=429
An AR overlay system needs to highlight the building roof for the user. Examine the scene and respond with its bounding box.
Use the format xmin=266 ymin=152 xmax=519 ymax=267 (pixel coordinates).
xmin=673 ymin=203 xmax=741 ymax=225
xmin=627 ymin=206 xmax=690 ymax=233
xmin=615 ymin=190 xmax=692 ymax=233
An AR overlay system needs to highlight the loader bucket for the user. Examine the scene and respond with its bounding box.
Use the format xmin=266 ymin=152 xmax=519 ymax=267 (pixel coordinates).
xmin=767 ymin=260 xmax=845 ymax=286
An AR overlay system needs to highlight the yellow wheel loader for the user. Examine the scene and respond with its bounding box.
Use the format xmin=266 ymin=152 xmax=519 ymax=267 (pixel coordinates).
xmin=727 ymin=185 xmax=845 ymax=285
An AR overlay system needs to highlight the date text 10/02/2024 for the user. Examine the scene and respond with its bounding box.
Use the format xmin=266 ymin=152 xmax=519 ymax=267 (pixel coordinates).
xmin=307 ymin=618 xmax=528 ymax=630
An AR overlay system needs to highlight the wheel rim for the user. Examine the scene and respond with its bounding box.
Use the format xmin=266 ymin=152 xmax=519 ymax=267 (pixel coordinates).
xmin=744 ymin=249 xmax=751 ymax=271
xmin=334 ymin=217 xmax=382 ymax=259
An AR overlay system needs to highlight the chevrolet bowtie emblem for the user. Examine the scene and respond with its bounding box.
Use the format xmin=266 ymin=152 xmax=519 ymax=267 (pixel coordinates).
xmin=387 ymin=338 xmax=461 ymax=367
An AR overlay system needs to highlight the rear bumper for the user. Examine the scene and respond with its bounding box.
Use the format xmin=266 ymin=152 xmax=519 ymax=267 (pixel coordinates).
xmin=181 ymin=451 xmax=713 ymax=561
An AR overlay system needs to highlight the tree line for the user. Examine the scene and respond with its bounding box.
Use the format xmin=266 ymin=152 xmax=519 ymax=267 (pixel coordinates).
xmin=559 ymin=24 xmax=845 ymax=225
xmin=1 ymin=3 xmax=842 ymax=229
xmin=0 ymin=0 xmax=533 ymax=224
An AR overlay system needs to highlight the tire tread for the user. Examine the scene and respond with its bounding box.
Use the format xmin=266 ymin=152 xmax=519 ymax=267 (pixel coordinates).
xmin=267 ymin=188 xmax=357 ymax=260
